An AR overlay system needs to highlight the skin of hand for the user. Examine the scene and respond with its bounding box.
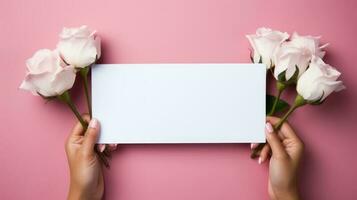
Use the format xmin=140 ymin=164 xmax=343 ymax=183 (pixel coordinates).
xmin=252 ymin=116 xmax=304 ymax=200
xmin=65 ymin=115 xmax=117 ymax=200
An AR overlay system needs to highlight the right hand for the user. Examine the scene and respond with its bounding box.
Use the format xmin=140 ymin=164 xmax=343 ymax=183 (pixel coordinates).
xmin=252 ymin=116 xmax=304 ymax=200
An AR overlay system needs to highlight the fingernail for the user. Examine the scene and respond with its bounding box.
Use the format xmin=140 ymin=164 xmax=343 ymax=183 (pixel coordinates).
xmin=265 ymin=122 xmax=274 ymax=134
xmin=89 ymin=118 xmax=98 ymax=129
xmin=109 ymin=144 xmax=118 ymax=151
xmin=99 ymin=144 xmax=106 ymax=152
xmin=258 ymin=157 xmax=263 ymax=164
xmin=251 ymin=143 xmax=258 ymax=149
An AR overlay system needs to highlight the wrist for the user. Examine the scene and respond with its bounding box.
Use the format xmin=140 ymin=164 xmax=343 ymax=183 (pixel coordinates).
xmin=68 ymin=185 xmax=87 ymax=200
xmin=273 ymin=188 xmax=300 ymax=200
xmin=68 ymin=185 xmax=101 ymax=200
xmin=68 ymin=187 xmax=84 ymax=200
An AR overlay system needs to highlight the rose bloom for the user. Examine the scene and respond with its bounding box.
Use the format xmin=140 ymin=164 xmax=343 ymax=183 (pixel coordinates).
xmin=246 ymin=27 xmax=289 ymax=69
xmin=19 ymin=49 xmax=76 ymax=97
xmin=274 ymin=32 xmax=329 ymax=81
xmin=57 ymin=25 xmax=101 ymax=68
xmin=297 ymin=55 xmax=345 ymax=102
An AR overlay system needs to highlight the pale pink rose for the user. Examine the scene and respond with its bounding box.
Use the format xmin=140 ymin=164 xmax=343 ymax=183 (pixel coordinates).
xmin=297 ymin=56 xmax=345 ymax=102
xmin=246 ymin=27 xmax=289 ymax=69
xmin=274 ymin=32 xmax=329 ymax=81
xmin=289 ymin=33 xmax=328 ymax=58
xmin=19 ymin=49 xmax=76 ymax=97
xmin=57 ymin=25 xmax=101 ymax=68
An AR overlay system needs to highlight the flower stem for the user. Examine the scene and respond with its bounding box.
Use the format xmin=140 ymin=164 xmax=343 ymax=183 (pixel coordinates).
xmin=273 ymin=106 xmax=297 ymax=130
xmin=58 ymin=91 xmax=87 ymax=128
xmin=80 ymin=67 xmax=92 ymax=118
xmin=268 ymin=81 xmax=286 ymax=116
xmin=275 ymin=94 xmax=306 ymax=128
xmin=250 ymin=94 xmax=306 ymax=159
xmin=58 ymin=91 xmax=110 ymax=168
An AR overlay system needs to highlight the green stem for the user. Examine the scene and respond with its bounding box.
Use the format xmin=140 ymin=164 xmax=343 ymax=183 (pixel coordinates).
xmin=268 ymin=81 xmax=286 ymax=116
xmin=58 ymin=91 xmax=110 ymax=168
xmin=274 ymin=94 xmax=306 ymax=130
xmin=58 ymin=91 xmax=87 ymax=128
xmin=80 ymin=67 xmax=92 ymax=118
xmin=250 ymin=94 xmax=306 ymax=159
xmin=273 ymin=105 xmax=298 ymax=130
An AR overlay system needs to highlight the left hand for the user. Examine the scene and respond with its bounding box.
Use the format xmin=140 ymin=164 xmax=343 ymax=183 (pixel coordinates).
xmin=65 ymin=115 xmax=117 ymax=200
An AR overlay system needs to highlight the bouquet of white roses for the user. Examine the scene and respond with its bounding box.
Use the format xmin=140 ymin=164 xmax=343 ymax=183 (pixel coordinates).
xmin=247 ymin=27 xmax=345 ymax=158
xmin=19 ymin=25 xmax=110 ymax=167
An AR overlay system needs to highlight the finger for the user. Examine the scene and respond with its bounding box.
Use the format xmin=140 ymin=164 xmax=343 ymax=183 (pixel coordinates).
xmin=250 ymin=143 xmax=259 ymax=149
xmin=279 ymin=122 xmax=301 ymax=143
xmin=266 ymin=116 xmax=280 ymax=124
xmin=259 ymin=144 xmax=271 ymax=164
xmin=266 ymin=116 xmax=299 ymax=141
xmin=108 ymin=144 xmax=118 ymax=151
xmin=265 ymin=122 xmax=288 ymax=159
xmin=82 ymin=118 xmax=100 ymax=155
xmin=97 ymin=144 xmax=106 ymax=152
xmin=66 ymin=115 xmax=90 ymax=150
xmin=69 ymin=114 xmax=90 ymax=138
xmin=266 ymin=116 xmax=304 ymax=157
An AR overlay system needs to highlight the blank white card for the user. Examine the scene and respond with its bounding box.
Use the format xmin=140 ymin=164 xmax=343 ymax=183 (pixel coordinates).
xmin=92 ymin=64 xmax=266 ymax=144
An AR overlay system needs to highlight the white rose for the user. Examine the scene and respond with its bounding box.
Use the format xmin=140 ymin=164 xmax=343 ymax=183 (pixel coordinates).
xmin=274 ymin=32 xmax=329 ymax=81
xmin=246 ymin=27 xmax=289 ymax=69
xmin=57 ymin=25 xmax=101 ymax=68
xmin=297 ymin=56 xmax=345 ymax=102
xmin=19 ymin=49 xmax=76 ymax=97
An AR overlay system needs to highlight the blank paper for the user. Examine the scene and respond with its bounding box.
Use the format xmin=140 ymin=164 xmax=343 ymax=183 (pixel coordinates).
xmin=92 ymin=63 xmax=266 ymax=144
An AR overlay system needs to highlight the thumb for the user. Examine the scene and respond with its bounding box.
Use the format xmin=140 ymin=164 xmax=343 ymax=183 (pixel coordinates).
xmin=82 ymin=118 xmax=100 ymax=155
xmin=265 ymin=122 xmax=288 ymax=159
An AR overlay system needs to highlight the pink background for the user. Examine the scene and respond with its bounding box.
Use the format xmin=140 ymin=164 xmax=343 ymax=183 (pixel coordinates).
xmin=1 ymin=0 xmax=357 ymax=199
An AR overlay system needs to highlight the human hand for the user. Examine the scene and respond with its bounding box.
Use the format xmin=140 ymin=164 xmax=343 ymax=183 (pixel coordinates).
xmin=65 ymin=115 xmax=117 ymax=200
xmin=251 ymin=116 xmax=304 ymax=200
